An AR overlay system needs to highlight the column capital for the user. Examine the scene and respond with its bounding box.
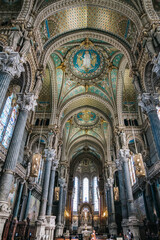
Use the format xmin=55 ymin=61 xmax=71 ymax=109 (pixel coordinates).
xmin=119 ymin=149 xmax=130 ymax=162
xmin=44 ymin=148 xmax=56 ymax=161
xmin=138 ymin=93 xmax=159 ymax=114
xmin=0 ymin=52 xmax=25 ymax=78
xmin=107 ymin=177 xmax=114 ymax=187
xmin=59 ymin=178 xmax=66 ymax=187
xmin=17 ymin=93 xmax=37 ymax=112
xmin=52 ymin=158 xmax=59 ymax=170
xmin=115 ymin=158 xmax=123 ymax=171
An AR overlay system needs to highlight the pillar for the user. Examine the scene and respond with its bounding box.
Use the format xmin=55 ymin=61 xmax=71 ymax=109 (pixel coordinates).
xmin=0 ymin=52 xmax=24 ymax=111
xmin=107 ymin=177 xmax=117 ymax=236
xmin=46 ymin=158 xmax=59 ymax=216
xmin=0 ymin=93 xmax=36 ymax=239
xmin=35 ymin=148 xmax=56 ymax=240
xmin=24 ymin=189 xmax=32 ymax=220
xmin=150 ymin=183 xmax=160 ymax=219
xmin=119 ymin=149 xmax=140 ymax=240
xmin=38 ymin=148 xmax=56 ymax=219
xmin=115 ymin=158 xmax=128 ymax=233
xmin=139 ymin=93 xmax=160 ymax=158
xmin=55 ymin=178 xmax=66 ymax=237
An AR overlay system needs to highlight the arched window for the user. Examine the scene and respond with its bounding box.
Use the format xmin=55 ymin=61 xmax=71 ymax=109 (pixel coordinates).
xmin=83 ymin=177 xmax=89 ymax=202
xmin=93 ymin=177 xmax=99 ymax=211
xmin=128 ymin=155 xmax=136 ymax=186
xmin=73 ymin=176 xmax=78 ymax=211
xmin=0 ymin=93 xmax=19 ymax=149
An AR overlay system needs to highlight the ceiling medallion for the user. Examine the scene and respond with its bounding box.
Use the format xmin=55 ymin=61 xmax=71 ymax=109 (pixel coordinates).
xmin=74 ymin=110 xmax=99 ymax=128
xmin=65 ymin=39 xmax=108 ymax=83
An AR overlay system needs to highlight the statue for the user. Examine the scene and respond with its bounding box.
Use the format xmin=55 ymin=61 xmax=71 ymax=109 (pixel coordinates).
xmin=34 ymin=71 xmax=43 ymax=99
xmin=20 ymin=30 xmax=31 ymax=56
xmin=132 ymin=71 xmax=142 ymax=94
xmin=120 ymin=131 xmax=127 ymax=149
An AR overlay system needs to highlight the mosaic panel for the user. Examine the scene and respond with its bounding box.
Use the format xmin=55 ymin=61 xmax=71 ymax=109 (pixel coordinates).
xmin=51 ymin=53 xmax=61 ymax=67
xmin=75 ymin=110 xmax=98 ymax=126
xmin=37 ymin=65 xmax=52 ymax=112
xmin=62 ymin=85 xmax=85 ymax=103
xmin=40 ymin=6 xmax=137 ymax=46
xmin=122 ymin=68 xmax=137 ymax=112
xmin=113 ymin=53 xmax=124 ymax=67
xmin=57 ymin=69 xmax=63 ymax=99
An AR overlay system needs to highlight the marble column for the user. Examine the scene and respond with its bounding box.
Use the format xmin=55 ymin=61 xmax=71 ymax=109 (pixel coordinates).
xmin=0 ymin=93 xmax=36 ymax=239
xmin=119 ymin=149 xmax=140 ymax=239
xmin=13 ymin=182 xmax=24 ymax=219
xmin=150 ymin=183 xmax=160 ymax=219
xmin=55 ymin=178 xmax=66 ymax=237
xmin=35 ymin=149 xmax=56 ymax=240
xmin=38 ymin=148 xmax=56 ymax=219
xmin=106 ymin=177 xmax=117 ymax=235
xmin=0 ymin=51 xmax=24 ymax=111
xmin=46 ymin=158 xmax=59 ymax=215
xmin=115 ymin=158 xmax=128 ymax=232
xmin=24 ymin=189 xmax=32 ymax=220
xmin=139 ymin=93 xmax=160 ymax=158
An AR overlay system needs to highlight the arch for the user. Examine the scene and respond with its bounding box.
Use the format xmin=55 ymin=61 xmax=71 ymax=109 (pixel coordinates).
xmin=59 ymin=93 xmax=115 ymax=123
xmin=68 ymin=135 xmax=106 ymax=160
xmin=144 ymin=61 xmax=155 ymax=93
xmin=34 ymin=0 xmax=142 ymax=33
xmin=40 ymin=30 xmax=134 ymax=68
xmin=29 ymin=134 xmax=47 ymax=152
xmin=142 ymin=0 xmax=159 ymax=22
xmin=61 ymin=105 xmax=112 ymax=133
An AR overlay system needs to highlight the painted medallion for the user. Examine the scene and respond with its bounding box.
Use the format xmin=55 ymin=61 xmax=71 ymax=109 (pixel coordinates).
xmin=75 ymin=110 xmax=98 ymax=126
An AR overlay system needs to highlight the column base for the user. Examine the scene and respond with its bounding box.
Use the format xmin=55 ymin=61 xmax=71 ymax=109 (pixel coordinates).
xmin=121 ymin=219 xmax=129 ymax=235
xmin=35 ymin=219 xmax=46 ymax=240
xmin=45 ymin=216 xmax=56 ymax=240
xmin=108 ymin=222 xmax=117 ymax=236
xmin=55 ymin=223 xmax=64 ymax=237
xmin=126 ymin=216 xmax=140 ymax=240
xmin=0 ymin=201 xmax=11 ymax=239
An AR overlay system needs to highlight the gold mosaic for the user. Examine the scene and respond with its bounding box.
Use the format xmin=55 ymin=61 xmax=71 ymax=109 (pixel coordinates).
xmin=40 ymin=6 xmax=136 ymax=46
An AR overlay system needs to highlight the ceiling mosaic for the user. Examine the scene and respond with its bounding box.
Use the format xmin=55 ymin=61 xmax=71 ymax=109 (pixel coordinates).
xmin=122 ymin=67 xmax=137 ymax=112
xmin=74 ymin=110 xmax=99 ymax=127
xmin=36 ymin=65 xmax=52 ymax=112
xmin=39 ymin=5 xmax=137 ymax=46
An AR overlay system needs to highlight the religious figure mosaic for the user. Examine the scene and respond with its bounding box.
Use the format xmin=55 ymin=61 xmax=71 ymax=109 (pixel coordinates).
xmin=68 ymin=47 xmax=104 ymax=80
xmin=75 ymin=110 xmax=99 ymax=126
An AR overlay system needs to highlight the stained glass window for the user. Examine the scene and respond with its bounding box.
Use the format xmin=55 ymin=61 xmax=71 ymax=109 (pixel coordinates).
xmin=93 ymin=177 xmax=99 ymax=211
xmin=36 ymin=157 xmax=43 ymax=185
xmin=129 ymin=155 xmax=136 ymax=186
xmin=0 ymin=94 xmax=13 ymax=141
xmin=73 ymin=176 xmax=78 ymax=211
xmin=0 ymin=94 xmax=19 ymax=149
xmin=83 ymin=177 xmax=89 ymax=202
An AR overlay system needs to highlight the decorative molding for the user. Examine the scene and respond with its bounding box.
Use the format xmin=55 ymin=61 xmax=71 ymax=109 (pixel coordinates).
xmin=143 ymin=0 xmax=160 ymax=22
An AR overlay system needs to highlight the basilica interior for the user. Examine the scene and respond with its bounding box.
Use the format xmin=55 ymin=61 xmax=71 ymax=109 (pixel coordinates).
xmin=0 ymin=0 xmax=160 ymax=240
